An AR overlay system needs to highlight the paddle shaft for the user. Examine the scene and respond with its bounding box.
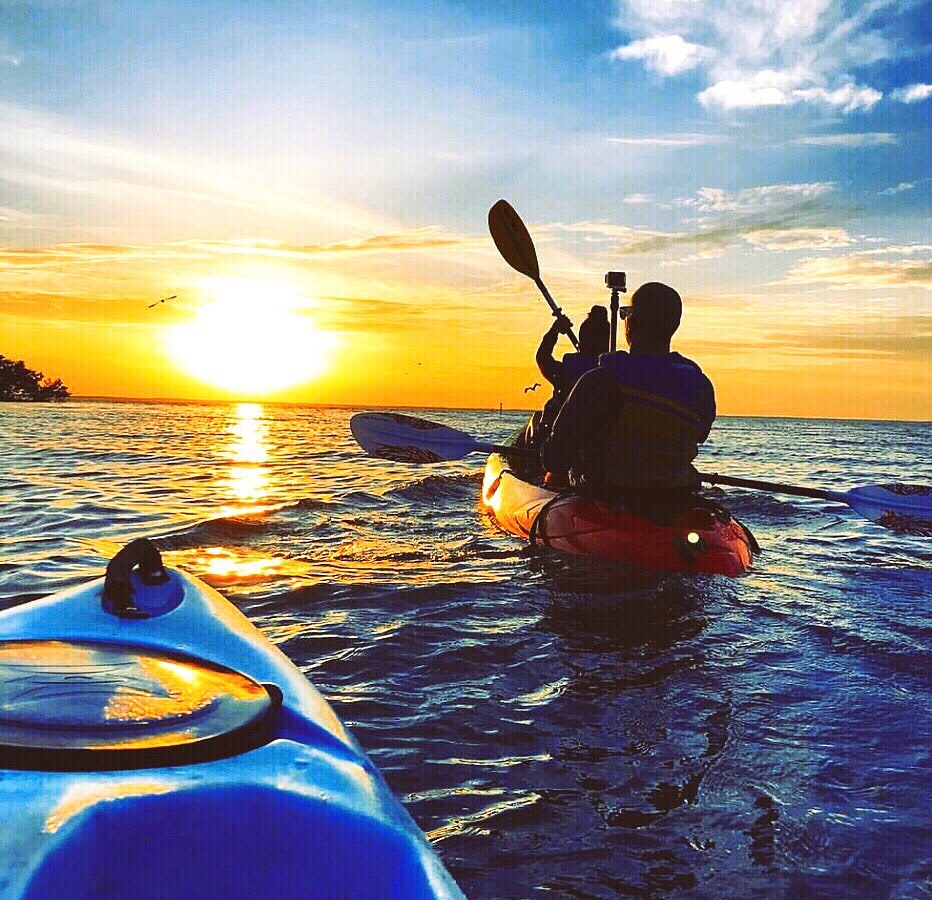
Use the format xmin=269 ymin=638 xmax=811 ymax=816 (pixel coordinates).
xmin=481 ymin=442 xmax=535 ymax=458
xmin=701 ymin=472 xmax=840 ymax=502
xmin=534 ymin=277 xmax=579 ymax=349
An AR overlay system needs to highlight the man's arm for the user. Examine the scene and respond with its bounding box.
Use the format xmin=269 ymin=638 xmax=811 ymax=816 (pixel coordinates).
xmin=540 ymin=369 xmax=609 ymax=474
xmin=696 ymin=376 xmax=716 ymax=443
xmin=535 ymin=315 xmax=572 ymax=389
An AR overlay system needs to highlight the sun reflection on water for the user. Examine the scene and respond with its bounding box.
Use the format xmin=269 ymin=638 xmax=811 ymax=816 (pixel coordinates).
xmin=174 ymin=402 xmax=294 ymax=583
xmin=224 ymin=403 xmax=270 ymax=508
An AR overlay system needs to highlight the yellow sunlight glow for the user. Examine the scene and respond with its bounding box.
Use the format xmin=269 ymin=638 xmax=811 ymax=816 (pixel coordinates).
xmin=165 ymin=279 xmax=337 ymax=395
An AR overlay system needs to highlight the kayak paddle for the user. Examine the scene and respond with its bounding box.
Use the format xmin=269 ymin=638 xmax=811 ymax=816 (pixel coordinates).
xmin=700 ymin=472 xmax=932 ymax=531
xmin=488 ymin=199 xmax=580 ymax=349
xmin=350 ymin=412 xmax=530 ymax=462
xmin=351 ymin=412 xmax=932 ymax=531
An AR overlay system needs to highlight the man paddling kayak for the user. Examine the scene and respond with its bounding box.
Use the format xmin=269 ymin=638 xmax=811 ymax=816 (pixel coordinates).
xmin=541 ymin=282 xmax=715 ymax=498
xmin=522 ymin=305 xmax=610 ymax=452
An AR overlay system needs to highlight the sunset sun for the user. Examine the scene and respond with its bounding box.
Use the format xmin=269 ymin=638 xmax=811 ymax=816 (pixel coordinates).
xmin=165 ymin=279 xmax=337 ymax=395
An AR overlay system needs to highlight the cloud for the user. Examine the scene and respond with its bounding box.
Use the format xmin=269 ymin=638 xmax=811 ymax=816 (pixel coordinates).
xmin=697 ymin=71 xmax=796 ymax=110
xmin=794 ymin=132 xmax=897 ymax=146
xmin=610 ymin=34 xmax=714 ymax=75
xmin=793 ymin=83 xmax=882 ymax=112
xmin=0 ymin=102 xmax=392 ymax=243
xmin=186 ymin=230 xmax=485 ymax=260
xmin=878 ymin=182 xmax=916 ymax=196
xmin=550 ymin=182 xmax=844 ymax=259
xmin=780 ymin=255 xmax=932 ymax=289
xmin=891 ymin=83 xmax=932 ymax=103
xmin=763 ymin=317 xmax=931 ymax=360
xmin=607 ymin=133 xmax=721 ymax=146
xmin=622 ymin=193 xmax=653 ymax=204
xmin=0 ymin=230 xmax=483 ymax=274
xmin=742 ymin=227 xmax=852 ymax=250
xmin=854 ymin=242 xmax=932 ymax=256
xmin=613 ymin=0 xmax=896 ymax=114
xmin=691 ymin=315 xmax=932 ymax=363
xmin=691 ymin=182 xmax=835 ymax=216
xmin=697 ymin=74 xmax=882 ymax=112
xmin=305 ymin=296 xmax=426 ymax=333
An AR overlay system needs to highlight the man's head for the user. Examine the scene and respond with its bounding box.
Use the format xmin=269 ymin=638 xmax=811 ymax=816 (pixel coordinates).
xmin=620 ymin=282 xmax=682 ymax=350
xmin=579 ymin=305 xmax=610 ymax=357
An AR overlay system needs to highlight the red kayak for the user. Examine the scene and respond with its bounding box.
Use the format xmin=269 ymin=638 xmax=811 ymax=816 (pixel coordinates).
xmin=481 ymin=453 xmax=753 ymax=576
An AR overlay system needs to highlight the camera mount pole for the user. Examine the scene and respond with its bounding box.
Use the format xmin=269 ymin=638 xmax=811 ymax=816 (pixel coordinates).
xmin=605 ymin=272 xmax=626 ymax=353
xmin=609 ymin=286 xmax=619 ymax=352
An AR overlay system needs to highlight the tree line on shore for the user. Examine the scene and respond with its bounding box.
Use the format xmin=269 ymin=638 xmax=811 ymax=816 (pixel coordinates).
xmin=0 ymin=355 xmax=70 ymax=401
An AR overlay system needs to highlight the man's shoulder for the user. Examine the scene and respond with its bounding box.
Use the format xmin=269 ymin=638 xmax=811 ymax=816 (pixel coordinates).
xmin=562 ymin=366 xmax=613 ymax=407
xmin=669 ymin=351 xmax=703 ymax=372
xmin=575 ymin=365 xmax=614 ymax=389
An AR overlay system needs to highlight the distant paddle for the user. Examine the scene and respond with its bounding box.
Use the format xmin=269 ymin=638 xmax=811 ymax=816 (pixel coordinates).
xmin=488 ymin=199 xmax=579 ymax=349
xmin=350 ymin=412 xmax=932 ymax=533
xmin=350 ymin=412 xmax=531 ymax=463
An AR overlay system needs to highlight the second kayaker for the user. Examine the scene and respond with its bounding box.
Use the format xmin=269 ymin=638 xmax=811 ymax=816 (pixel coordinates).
xmin=523 ymin=305 xmax=610 ymax=451
xmin=540 ymin=282 xmax=715 ymax=500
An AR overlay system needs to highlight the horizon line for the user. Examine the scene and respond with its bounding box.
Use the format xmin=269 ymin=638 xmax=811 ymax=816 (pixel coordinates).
xmin=57 ymin=394 xmax=932 ymax=424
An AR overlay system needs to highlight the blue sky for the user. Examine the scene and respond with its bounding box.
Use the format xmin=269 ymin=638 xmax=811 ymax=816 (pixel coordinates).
xmin=0 ymin=0 xmax=929 ymax=416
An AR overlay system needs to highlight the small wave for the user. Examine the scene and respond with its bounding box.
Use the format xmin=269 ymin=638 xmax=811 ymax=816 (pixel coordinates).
xmin=341 ymin=490 xmax=394 ymax=508
xmin=388 ymin=472 xmax=482 ymax=503
xmin=155 ymin=496 xmax=340 ymax=547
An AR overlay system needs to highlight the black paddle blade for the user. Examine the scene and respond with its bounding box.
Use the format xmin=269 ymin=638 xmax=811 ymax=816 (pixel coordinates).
xmin=488 ymin=199 xmax=540 ymax=279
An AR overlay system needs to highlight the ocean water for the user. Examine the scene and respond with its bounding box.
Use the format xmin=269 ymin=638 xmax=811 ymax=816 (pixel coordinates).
xmin=1 ymin=399 xmax=930 ymax=898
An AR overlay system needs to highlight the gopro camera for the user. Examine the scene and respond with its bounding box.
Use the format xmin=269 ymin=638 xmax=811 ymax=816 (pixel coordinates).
xmin=604 ymin=271 xmax=626 ymax=291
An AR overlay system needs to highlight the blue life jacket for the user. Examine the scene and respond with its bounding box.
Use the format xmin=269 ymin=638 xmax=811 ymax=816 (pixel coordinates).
xmin=560 ymin=352 xmax=598 ymax=391
xmin=596 ymin=351 xmax=716 ymax=489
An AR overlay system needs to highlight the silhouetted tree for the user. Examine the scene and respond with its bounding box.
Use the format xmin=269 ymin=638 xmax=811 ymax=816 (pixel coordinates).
xmin=0 ymin=355 xmax=70 ymax=401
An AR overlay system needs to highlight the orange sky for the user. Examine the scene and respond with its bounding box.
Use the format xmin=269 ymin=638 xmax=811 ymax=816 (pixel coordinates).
xmin=3 ymin=239 xmax=928 ymax=419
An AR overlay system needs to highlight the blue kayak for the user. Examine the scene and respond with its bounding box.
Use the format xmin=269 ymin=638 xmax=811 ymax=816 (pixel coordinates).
xmin=0 ymin=540 xmax=462 ymax=899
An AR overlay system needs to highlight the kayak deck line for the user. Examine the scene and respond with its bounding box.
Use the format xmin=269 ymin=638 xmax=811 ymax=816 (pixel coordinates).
xmin=0 ymin=549 xmax=464 ymax=900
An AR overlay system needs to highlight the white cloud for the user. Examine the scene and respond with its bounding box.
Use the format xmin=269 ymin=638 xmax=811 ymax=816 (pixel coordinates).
xmin=743 ymin=226 xmax=852 ymax=250
xmin=793 ymin=83 xmax=882 ymax=112
xmin=622 ymin=193 xmax=653 ymax=204
xmin=891 ymin=83 xmax=932 ymax=103
xmin=607 ymin=133 xmax=721 ymax=146
xmin=698 ymin=75 xmax=881 ymax=113
xmin=879 ymin=182 xmax=916 ymax=196
xmin=854 ymin=242 xmax=932 ymax=256
xmin=780 ymin=256 xmax=932 ymax=289
xmin=613 ymin=0 xmax=893 ymax=114
xmin=611 ymin=34 xmax=713 ymax=75
xmin=550 ymin=181 xmax=842 ymax=261
xmin=693 ymin=182 xmax=835 ymax=216
xmin=795 ymin=132 xmax=897 ymax=146
xmin=698 ymin=75 xmax=791 ymax=110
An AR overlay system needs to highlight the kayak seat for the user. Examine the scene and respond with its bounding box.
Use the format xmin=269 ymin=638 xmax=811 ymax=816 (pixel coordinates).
xmin=25 ymin=783 xmax=441 ymax=900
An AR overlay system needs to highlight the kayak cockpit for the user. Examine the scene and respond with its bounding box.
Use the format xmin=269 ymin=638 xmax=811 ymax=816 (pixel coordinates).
xmin=0 ymin=639 xmax=278 ymax=770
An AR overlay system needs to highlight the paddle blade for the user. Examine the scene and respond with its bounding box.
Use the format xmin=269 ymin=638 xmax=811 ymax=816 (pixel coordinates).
xmin=350 ymin=413 xmax=477 ymax=463
xmin=488 ymin=199 xmax=540 ymax=279
xmin=844 ymin=484 xmax=932 ymax=534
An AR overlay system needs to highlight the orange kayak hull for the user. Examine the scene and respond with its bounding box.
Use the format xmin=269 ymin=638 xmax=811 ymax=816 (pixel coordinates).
xmin=481 ymin=454 xmax=752 ymax=576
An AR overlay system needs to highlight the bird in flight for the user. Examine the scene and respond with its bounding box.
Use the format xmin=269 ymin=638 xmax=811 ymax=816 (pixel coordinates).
xmin=524 ymin=382 xmax=541 ymax=393
xmin=147 ymin=295 xmax=177 ymax=309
